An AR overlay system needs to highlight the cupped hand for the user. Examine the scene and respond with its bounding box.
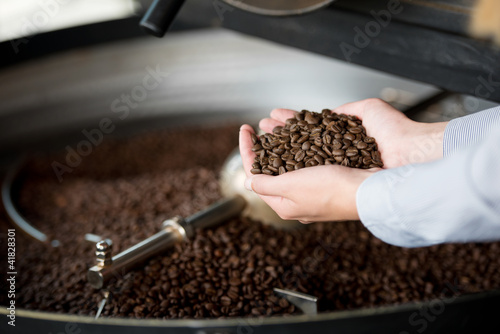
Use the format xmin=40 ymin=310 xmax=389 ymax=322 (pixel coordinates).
xmin=259 ymin=99 xmax=448 ymax=169
xmin=239 ymin=124 xmax=376 ymax=223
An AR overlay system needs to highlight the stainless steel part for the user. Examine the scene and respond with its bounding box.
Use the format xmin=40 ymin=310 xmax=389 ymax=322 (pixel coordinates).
xmin=273 ymin=288 xmax=318 ymax=315
xmin=220 ymin=148 xmax=301 ymax=229
xmin=223 ymin=0 xmax=335 ymax=16
xmin=1 ymin=161 xmax=48 ymax=243
xmin=85 ymin=233 xmax=105 ymax=244
xmin=95 ymin=240 xmax=113 ymax=268
xmin=87 ymin=195 xmax=246 ymax=289
xmin=95 ymin=290 xmax=110 ymax=320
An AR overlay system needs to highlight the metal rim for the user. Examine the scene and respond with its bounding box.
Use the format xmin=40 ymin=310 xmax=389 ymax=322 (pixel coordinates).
xmin=1 ymin=289 xmax=499 ymax=327
xmin=222 ymin=0 xmax=336 ymax=16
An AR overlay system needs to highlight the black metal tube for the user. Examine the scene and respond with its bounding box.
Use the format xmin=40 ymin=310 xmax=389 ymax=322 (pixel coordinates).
xmin=139 ymin=0 xmax=186 ymax=37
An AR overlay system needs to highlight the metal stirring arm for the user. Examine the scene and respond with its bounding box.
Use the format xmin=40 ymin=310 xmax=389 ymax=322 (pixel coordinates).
xmin=87 ymin=195 xmax=246 ymax=289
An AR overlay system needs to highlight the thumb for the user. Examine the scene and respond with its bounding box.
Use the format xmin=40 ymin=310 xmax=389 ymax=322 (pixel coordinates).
xmin=245 ymin=175 xmax=287 ymax=197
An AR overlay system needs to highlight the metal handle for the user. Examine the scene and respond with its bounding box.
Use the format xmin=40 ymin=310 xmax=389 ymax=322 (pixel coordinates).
xmin=139 ymin=0 xmax=186 ymax=37
xmin=185 ymin=195 xmax=246 ymax=233
xmin=87 ymin=217 xmax=186 ymax=289
xmin=87 ymin=195 xmax=246 ymax=289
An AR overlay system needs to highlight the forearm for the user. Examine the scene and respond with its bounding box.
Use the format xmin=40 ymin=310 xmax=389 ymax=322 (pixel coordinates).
xmin=444 ymin=107 xmax=500 ymax=156
xmin=357 ymin=106 xmax=500 ymax=247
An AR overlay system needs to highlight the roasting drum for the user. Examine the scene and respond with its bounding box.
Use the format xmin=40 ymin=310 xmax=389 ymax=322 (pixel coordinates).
xmin=0 ymin=26 xmax=498 ymax=334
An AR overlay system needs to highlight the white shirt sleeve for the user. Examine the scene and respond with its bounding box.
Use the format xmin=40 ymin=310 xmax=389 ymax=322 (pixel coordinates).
xmin=356 ymin=106 xmax=500 ymax=248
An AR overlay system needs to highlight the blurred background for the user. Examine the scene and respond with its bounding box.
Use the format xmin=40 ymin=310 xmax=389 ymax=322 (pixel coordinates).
xmin=0 ymin=0 xmax=497 ymax=160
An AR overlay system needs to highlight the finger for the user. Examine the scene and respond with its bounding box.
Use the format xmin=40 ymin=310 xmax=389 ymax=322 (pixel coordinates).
xmin=332 ymin=100 xmax=367 ymax=120
xmin=270 ymin=108 xmax=296 ymax=122
xmin=239 ymin=124 xmax=257 ymax=178
xmin=246 ymin=173 xmax=297 ymax=197
xmin=259 ymin=118 xmax=284 ymax=134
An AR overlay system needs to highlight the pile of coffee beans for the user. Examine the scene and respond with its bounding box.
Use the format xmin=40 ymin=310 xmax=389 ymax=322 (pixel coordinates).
xmin=0 ymin=123 xmax=499 ymax=320
xmin=250 ymin=109 xmax=383 ymax=175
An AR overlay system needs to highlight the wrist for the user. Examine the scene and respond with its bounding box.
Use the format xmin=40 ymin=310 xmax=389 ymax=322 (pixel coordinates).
xmin=339 ymin=168 xmax=378 ymax=221
xmin=407 ymin=121 xmax=448 ymax=164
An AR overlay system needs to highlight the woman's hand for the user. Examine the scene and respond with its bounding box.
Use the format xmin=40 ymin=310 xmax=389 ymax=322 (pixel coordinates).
xmin=238 ymin=98 xmax=449 ymax=223
xmin=239 ymin=125 xmax=376 ymax=223
xmin=259 ymin=99 xmax=448 ymax=169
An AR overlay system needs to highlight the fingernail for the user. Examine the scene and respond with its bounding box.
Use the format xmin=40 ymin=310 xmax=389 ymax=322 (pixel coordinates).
xmin=244 ymin=177 xmax=253 ymax=192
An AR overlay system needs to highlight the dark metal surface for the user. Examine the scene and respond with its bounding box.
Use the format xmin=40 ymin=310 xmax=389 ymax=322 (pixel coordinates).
xmin=2 ymin=289 xmax=500 ymax=333
xmin=224 ymin=0 xmax=335 ymax=16
xmin=1 ymin=0 xmax=498 ymax=102
xmin=220 ymin=0 xmax=500 ymax=102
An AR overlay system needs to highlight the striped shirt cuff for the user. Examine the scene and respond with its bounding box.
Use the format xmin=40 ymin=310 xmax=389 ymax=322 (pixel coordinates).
xmin=443 ymin=106 xmax=500 ymax=157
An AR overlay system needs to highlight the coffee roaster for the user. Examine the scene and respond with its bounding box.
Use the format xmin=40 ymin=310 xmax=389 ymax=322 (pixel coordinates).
xmin=1 ymin=0 xmax=500 ymax=333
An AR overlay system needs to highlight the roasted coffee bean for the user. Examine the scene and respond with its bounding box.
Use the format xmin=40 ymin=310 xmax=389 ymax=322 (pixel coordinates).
xmin=349 ymin=127 xmax=362 ymax=134
xmin=248 ymin=109 xmax=383 ymax=174
xmin=273 ymin=158 xmax=283 ymax=168
xmin=295 ymin=161 xmax=305 ymax=169
xmin=273 ymin=126 xmax=283 ymax=135
xmin=346 ymin=147 xmax=359 ymax=157
xmin=262 ymin=168 xmax=273 ymax=175
xmin=267 ymin=166 xmax=278 ymax=173
xmin=360 ymin=149 xmax=371 ymax=157
xmin=314 ymin=155 xmax=324 ymax=164
xmin=295 ymin=150 xmax=306 ymax=162
xmin=347 ymin=119 xmax=358 ymax=127
xmin=323 ymin=145 xmax=333 ymax=156
xmin=251 ymin=133 xmax=259 ymax=145
xmin=332 ymin=149 xmax=345 ymax=156
xmin=250 ymin=168 xmax=262 ymax=174
xmin=364 ymin=136 xmax=375 ymax=143
xmin=297 ymin=135 xmax=309 ymax=144
xmin=357 ymin=142 xmax=368 ymax=150
xmin=273 ymin=147 xmax=285 ymax=155
xmin=344 ymin=133 xmax=355 ymax=141
xmin=251 ymin=144 xmax=263 ymax=152
xmin=7 ymin=122 xmax=499 ymax=322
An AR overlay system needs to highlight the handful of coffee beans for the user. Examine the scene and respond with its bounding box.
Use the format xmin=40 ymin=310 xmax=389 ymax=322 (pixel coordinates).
xmin=250 ymin=109 xmax=383 ymax=176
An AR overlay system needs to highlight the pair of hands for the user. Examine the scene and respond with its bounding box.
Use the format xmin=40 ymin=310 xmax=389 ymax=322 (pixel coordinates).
xmin=239 ymin=98 xmax=447 ymax=223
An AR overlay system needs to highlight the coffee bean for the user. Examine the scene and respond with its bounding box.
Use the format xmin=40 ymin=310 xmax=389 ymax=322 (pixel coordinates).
xmin=221 ymin=296 xmax=232 ymax=306
xmin=295 ymin=150 xmax=306 ymax=162
xmin=347 ymin=119 xmax=358 ymax=127
xmin=267 ymin=166 xmax=278 ymax=173
xmin=251 ymin=133 xmax=258 ymax=145
xmin=297 ymin=135 xmax=309 ymax=144
xmin=295 ymin=162 xmax=305 ymax=169
xmin=16 ymin=116 xmax=468 ymax=322
xmin=332 ymin=149 xmax=345 ymax=156
xmin=262 ymin=168 xmax=273 ymax=175
xmin=349 ymin=127 xmax=362 ymax=134
xmin=344 ymin=133 xmax=356 ymax=141
xmin=357 ymin=142 xmax=368 ymax=150
xmin=364 ymin=136 xmax=375 ymax=143
xmin=314 ymin=155 xmax=324 ymax=164
xmin=251 ymin=144 xmax=263 ymax=152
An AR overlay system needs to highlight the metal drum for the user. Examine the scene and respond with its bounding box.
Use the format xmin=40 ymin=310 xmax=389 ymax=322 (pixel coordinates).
xmin=0 ymin=20 xmax=499 ymax=334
